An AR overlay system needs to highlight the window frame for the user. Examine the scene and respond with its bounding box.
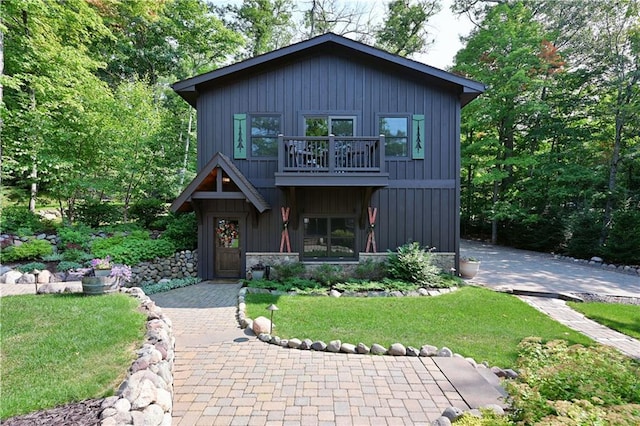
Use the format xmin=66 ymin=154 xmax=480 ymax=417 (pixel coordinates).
xmin=249 ymin=113 xmax=282 ymax=158
xmin=377 ymin=114 xmax=410 ymax=158
xmin=302 ymin=216 xmax=357 ymax=260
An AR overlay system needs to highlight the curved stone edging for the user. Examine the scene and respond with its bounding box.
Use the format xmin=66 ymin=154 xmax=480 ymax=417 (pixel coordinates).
xmin=236 ymin=286 xmax=514 ymax=423
xmin=99 ymin=287 xmax=175 ymax=426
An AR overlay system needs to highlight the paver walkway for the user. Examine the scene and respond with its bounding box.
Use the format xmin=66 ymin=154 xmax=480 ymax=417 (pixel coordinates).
xmin=149 ymin=282 xmax=480 ymax=425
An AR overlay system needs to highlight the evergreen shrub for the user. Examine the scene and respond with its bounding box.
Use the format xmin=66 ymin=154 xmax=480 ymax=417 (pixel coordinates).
xmin=161 ymin=212 xmax=197 ymax=251
xmin=386 ymin=242 xmax=440 ymax=286
xmin=15 ymin=262 xmax=47 ymax=273
xmin=75 ymin=199 xmax=121 ymax=227
xmin=129 ymin=198 xmax=166 ymax=228
xmin=565 ymin=209 xmax=603 ymax=259
xmin=0 ymin=239 xmax=53 ymax=262
xmin=603 ymin=207 xmax=640 ymax=264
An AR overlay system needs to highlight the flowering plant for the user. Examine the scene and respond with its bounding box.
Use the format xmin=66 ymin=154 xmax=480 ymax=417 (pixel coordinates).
xmin=216 ymin=220 xmax=238 ymax=247
xmin=91 ymin=256 xmax=112 ymax=270
xmin=110 ymin=264 xmax=132 ymax=283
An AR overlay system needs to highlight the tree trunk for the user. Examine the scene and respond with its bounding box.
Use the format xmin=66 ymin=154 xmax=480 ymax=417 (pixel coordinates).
xmin=491 ymin=179 xmax=499 ymax=245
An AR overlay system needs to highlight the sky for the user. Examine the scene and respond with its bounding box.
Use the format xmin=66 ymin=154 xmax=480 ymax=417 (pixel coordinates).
xmin=213 ymin=0 xmax=476 ymax=70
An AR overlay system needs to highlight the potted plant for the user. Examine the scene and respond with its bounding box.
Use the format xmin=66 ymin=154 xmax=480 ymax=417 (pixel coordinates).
xmin=251 ymin=262 xmax=266 ymax=280
xmin=74 ymin=259 xmax=132 ymax=295
xmin=459 ymin=256 xmax=481 ymax=279
xmin=91 ymin=256 xmax=112 ymax=277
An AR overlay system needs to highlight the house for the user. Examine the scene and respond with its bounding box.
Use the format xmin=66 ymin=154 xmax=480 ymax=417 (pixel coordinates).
xmin=170 ymin=33 xmax=484 ymax=280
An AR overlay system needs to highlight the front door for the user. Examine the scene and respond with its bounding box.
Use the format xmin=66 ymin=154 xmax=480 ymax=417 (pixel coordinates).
xmin=215 ymin=218 xmax=241 ymax=277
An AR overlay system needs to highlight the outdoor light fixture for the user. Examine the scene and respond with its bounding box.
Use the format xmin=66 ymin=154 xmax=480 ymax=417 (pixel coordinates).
xmin=266 ymin=304 xmax=279 ymax=335
xmin=33 ymin=269 xmax=40 ymax=293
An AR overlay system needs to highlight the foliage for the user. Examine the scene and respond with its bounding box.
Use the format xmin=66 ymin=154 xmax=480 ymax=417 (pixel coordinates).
xmin=0 ymin=239 xmax=53 ymax=262
xmin=246 ymin=277 xmax=323 ymax=293
xmin=94 ymin=238 xmax=175 ymax=266
xmin=0 ymin=206 xmax=47 ymax=235
xmin=310 ymin=263 xmax=344 ymax=286
xmin=56 ymin=261 xmax=83 ymax=272
xmin=61 ymin=249 xmax=93 ymax=263
xmin=567 ymin=301 xmax=640 ymax=340
xmin=385 ymin=242 xmax=441 ymax=286
xmin=564 ymin=209 xmax=603 ymax=259
xmin=75 ymin=199 xmax=122 ymax=228
xmin=375 ymin=0 xmax=440 ymax=56
xmin=508 ymin=338 xmax=640 ymax=424
xmin=129 ymin=198 xmax=166 ymax=228
xmin=245 ymin=287 xmax=593 ymax=367
xmin=90 ymin=234 xmax=126 ymax=256
xmin=91 ymin=256 xmax=113 ymax=270
xmin=160 ymin=212 xmax=197 ymax=251
xmin=57 ymin=225 xmax=93 ymax=251
xmin=15 ymin=262 xmax=47 ymax=273
xmin=353 ymin=258 xmax=386 ymax=280
xmin=603 ymin=206 xmax=640 ymax=264
xmin=272 ymin=261 xmax=306 ymax=281
xmin=139 ymin=277 xmax=200 ymax=295
xmin=452 ymin=410 xmax=511 ymax=426
xmin=333 ymin=279 xmax=420 ymax=293
xmin=0 ymin=294 xmax=145 ymax=419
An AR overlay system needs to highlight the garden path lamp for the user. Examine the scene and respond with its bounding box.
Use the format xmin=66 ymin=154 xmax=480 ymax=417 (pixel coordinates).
xmin=266 ymin=304 xmax=279 ymax=335
xmin=33 ymin=269 xmax=41 ymax=293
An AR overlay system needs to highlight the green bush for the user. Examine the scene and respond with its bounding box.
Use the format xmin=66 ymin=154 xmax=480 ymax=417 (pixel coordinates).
xmin=354 ymin=258 xmax=386 ymax=280
xmin=160 ymin=212 xmax=197 ymax=251
xmin=310 ymin=264 xmax=344 ymax=286
xmin=508 ymin=338 xmax=640 ymax=424
xmin=272 ymin=261 xmax=306 ymax=281
xmin=75 ymin=199 xmax=121 ymax=228
xmin=386 ymin=242 xmax=441 ymax=286
xmin=94 ymin=238 xmax=175 ymax=265
xmin=1 ymin=239 xmax=53 ymax=262
xmin=0 ymin=206 xmax=47 ymax=235
xmin=129 ymin=198 xmax=166 ymax=228
xmin=565 ymin=209 xmax=603 ymax=259
xmin=15 ymin=262 xmax=47 ymax=273
xmin=603 ymin=207 xmax=640 ymax=264
xmin=90 ymin=234 xmax=126 ymax=254
xmin=58 ymin=225 xmax=93 ymax=250
xmin=139 ymin=277 xmax=199 ymax=294
xmin=56 ymin=261 xmax=83 ymax=272
xmin=61 ymin=249 xmax=93 ymax=263
xmin=41 ymin=253 xmax=64 ymax=262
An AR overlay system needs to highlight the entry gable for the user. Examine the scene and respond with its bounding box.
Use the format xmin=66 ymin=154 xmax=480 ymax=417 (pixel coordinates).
xmin=170 ymin=152 xmax=270 ymax=213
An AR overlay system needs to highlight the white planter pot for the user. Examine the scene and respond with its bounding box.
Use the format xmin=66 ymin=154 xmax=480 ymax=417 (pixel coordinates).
xmin=459 ymin=261 xmax=480 ymax=279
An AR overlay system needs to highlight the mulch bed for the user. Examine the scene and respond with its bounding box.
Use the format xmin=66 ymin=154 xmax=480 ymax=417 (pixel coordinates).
xmin=2 ymin=398 xmax=104 ymax=426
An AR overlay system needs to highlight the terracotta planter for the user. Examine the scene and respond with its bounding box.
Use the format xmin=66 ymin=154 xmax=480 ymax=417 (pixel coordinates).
xmin=459 ymin=260 xmax=480 ymax=279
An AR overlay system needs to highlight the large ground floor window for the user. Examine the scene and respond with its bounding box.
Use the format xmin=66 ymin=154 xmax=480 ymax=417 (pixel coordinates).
xmin=303 ymin=217 xmax=356 ymax=259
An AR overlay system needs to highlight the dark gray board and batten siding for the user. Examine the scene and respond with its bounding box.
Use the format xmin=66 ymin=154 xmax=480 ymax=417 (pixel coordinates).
xmin=193 ymin=52 xmax=462 ymax=258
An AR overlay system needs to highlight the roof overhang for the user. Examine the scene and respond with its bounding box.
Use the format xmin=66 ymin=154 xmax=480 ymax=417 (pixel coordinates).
xmin=170 ymin=152 xmax=270 ymax=214
xmin=172 ymin=33 xmax=485 ymax=108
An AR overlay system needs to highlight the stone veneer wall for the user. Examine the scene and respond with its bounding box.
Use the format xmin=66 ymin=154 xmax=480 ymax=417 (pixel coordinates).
xmin=99 ymin=287 xmax=175 ymax=426
xmin=246 ymin=251 xmax=455 ymax=278
xmin=129 ymin=250 xmax=198 ymax=285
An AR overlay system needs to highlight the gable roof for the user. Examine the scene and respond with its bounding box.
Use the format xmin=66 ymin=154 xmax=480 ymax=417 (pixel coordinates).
xmin=172 ymin=32 xmax=485 ymax=108
xmin=170 ymin=152 xmax=270 ymax=213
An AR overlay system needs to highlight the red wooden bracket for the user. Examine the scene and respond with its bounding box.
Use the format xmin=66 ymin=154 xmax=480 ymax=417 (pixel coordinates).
xmin=280 ymin=207 xmax=291 ymax=253
xmin=365 ymin=207 xmax=377 ymax=253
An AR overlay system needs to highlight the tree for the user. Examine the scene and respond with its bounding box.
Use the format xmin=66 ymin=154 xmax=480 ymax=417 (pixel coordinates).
xmin=375 ymin=0 xmax=441 ymax=57
xmin=302 ymin=0 xmax=376 ymax=41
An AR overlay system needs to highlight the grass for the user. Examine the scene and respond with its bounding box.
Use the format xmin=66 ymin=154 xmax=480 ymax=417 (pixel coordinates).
xmin=246 ymin=286 xmax=593 ymax=367
xmin=567 ymin=301 xmax=640 ymax=340
xmin=0 ymin=293 xmax=146 ymax=420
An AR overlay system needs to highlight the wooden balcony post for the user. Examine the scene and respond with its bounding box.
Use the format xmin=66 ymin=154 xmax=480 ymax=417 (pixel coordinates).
xmin=277 ymin=134 xmax=284 ymax=172
xmin=328 ymin=134 xmax=335 ymax=172
xmin=379 ymin=134 xmax=385 ymax=171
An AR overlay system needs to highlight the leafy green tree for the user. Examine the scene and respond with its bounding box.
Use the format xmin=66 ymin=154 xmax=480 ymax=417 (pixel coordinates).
xmin=375 ymin=0 xmax=441 ymax=57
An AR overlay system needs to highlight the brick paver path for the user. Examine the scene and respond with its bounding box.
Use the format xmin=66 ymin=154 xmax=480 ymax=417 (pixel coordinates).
xmin=149 ymin=282 xmax=470 ymax=425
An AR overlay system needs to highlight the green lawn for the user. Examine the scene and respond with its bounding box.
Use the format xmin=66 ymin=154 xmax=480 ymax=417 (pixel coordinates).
xmin=0 ymin=293 xmax=146 ymax=420
xmin=246 ymin=286 xmax=593 ymax=367
xmin=568 ymin=301 xmax=640 ymax=340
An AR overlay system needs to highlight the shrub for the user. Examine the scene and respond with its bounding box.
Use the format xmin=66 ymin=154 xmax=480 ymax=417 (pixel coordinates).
xmin=129 ymin=198 xmax=166 ymax=228
xmin=90 ymin=234 xmax=126 ymax=254
xmin=62 ymin=249 xmax=93 ymax=263
xmin=41 ymin=253 xmax=64 ymax=262
xmin=354 ymin=258 xmax=386 ymax=280
xmin=0 ymin=206 xmax=48 ymax=235
xmin=508 ymin=338 xmax=640 ymax=424
xmin=15 ymin=262 xmax=47 ymax=273
xmin=386 ymin=242 xmax=441 ymax=286
xmin=271 ymin=261 xmax=305 ymax=281
xmin=310 ymin=263 xmax=344 ymax=286
xmin=139 ymin=277 xmax=199 ymax=294
xmin=56 ymin=261 xmax=83 ymax=272
xmin=565 ymin=209 xmax=603 ymax=259
xmin=1 ymin=239 xmax=53 ymax=262
xmin=603 ymin=207 xmax=640 ymax=264
xmin=160 ymin=212 xmax=197 ymax=251
xmin=75 ymin=199 xmax=121 ymax=227
xmin=95 ymin=238 xmax=175 ymax=265
xmin=58 ymin=225 xmax=93 ymax=250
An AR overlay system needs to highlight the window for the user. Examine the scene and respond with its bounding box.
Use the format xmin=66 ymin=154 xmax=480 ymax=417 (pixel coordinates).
xmin=251 ymin=115 xmax=280 ymax=157
xmin=304 ymin=116 xmax=356 ymax=136
xmin=303 ymin=217 xmax=356 ymax=259
xmin=379 ymin=116 xmax=408 ymax=157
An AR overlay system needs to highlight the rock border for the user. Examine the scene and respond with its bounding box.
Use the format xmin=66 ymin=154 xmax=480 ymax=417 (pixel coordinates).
xmin=98 ymin=287 xmax=175 ymax=426
xmin=554 ymin=254 xmax=640 ymax=276
xmin=236 ymin=286 xmax=515 ymax=424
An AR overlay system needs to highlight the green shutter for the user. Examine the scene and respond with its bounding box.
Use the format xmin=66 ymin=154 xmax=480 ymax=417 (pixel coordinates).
xmin=412 ymin=114 xmax=425 ymax=160
xmin=233 ymin=113 xmax=247 ymax=159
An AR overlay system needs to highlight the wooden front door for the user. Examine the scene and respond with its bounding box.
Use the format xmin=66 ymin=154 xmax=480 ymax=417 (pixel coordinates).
xmin=215 ymin=218 xmax=241 ymax=277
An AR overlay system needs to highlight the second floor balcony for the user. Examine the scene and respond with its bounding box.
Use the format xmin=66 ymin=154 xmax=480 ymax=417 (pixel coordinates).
xmin=274 ymin=135 xmax=389 ymax=187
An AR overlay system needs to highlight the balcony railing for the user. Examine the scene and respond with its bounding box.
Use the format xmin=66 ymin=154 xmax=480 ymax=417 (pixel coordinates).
xmin=277 ymin=135 xmax=386 ymax=174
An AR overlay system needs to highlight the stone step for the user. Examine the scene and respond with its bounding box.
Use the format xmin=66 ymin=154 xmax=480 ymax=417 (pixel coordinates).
xmin=433 ymin=357 xmax=508 ymax=409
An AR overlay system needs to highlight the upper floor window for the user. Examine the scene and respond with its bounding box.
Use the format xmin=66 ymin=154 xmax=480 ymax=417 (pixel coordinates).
xmin=305 ymin=116 xmax=356 ymax=136
xmin=251 ymin=115 xmax=281 ymax=157
xmin=379 ymin=116 xmax=408 ymax=157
